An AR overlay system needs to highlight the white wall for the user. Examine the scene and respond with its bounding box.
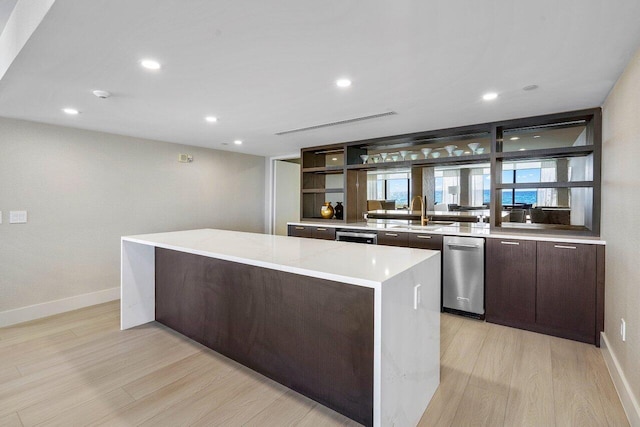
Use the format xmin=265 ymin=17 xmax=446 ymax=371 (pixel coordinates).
xmin=601 ymin=46 xmax=640 ymax=423
xmin=273 ymin=160 xmax=300 ymax=236
xmin=0 ymin=117 xmax=265 ymax=316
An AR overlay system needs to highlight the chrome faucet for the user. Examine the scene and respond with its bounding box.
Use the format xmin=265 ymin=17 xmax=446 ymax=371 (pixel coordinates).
xmin=410 ymin=196 xmax=428 ymax=226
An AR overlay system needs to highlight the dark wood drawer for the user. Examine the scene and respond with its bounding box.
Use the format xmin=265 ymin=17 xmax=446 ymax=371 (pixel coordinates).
xmin=288 ymin=225 xmax=312 ymax=238
xmin=408 ymin=233 xmax=443 ymax=250
xmin=377 ymin=231 xmax=409 ymax=247
xmin=312 ymin=226 xmax=336 ymax=240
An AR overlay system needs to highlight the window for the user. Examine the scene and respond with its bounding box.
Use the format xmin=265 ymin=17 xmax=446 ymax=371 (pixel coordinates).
xmin=434 ymin=169 xmax=460 ymax=206
xmin=367 ymin=170 xmax=411 ymax=208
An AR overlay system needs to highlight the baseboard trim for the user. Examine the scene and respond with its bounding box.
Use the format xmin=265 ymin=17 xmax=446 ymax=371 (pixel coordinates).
xmin=601 ymin=332 xmax=640 ymax=427
xmin=0 ymin=287 xmax=120 ymax=327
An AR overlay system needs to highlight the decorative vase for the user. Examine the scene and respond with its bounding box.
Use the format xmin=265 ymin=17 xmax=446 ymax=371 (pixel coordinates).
xmin=334 ymin=202 xmax=344 ymax=220
xmin=320 ymin=202 xmax=334 ymax=219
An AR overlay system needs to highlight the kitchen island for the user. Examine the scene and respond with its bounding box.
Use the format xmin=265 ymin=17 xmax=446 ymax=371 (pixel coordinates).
xmin=121 ymin=229 xmax=440 ymax=427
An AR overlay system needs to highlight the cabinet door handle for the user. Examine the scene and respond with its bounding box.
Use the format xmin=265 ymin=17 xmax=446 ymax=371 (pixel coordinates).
xmin=385 ymin=233 xmax=399 ymax=237
xmin=554 ymin=245 xmax=577 ymax=250
xmin=500 ymin=241 xmax=519 ymax=245
xmin=316 ymin=228 xmax=327 ymax=231
xmin=295 ymin=226 xmax=305 ymax=230
xmin=416 ymin=235 xmax=432 ymax=239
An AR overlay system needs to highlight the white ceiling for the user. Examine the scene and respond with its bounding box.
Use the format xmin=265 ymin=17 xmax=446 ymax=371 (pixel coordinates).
xmin=0 ymin=0 xmax=17 ymax=36
xmin=1 ymin=0 xmax=640 ymax=157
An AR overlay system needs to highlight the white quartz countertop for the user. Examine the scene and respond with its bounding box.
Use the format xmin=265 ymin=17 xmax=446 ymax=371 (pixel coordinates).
xmin=288 ymin=221 xmax=606 ymax=245
xmin=122 ymin=228 xmax=438 ymax=288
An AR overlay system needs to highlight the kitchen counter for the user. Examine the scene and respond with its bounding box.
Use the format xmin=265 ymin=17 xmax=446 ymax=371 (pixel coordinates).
xmin=288 ymin=220 xmax=606 ymax=245
xmin=121 ymin=229 xmax=440 ymax=427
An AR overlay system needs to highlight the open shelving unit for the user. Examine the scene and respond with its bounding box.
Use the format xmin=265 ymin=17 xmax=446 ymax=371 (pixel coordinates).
xmin=299 ymin=107 xmax=602 ymax=236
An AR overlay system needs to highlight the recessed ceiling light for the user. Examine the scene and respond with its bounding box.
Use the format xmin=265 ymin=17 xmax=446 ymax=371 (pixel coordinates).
xmin=92 ymin=90 xmax=111 ymax=99
xmin=533 ymin=135 xmax=541 ymax=138
xmin=510 ymin=136 xmax=520 ymax=141
xmin=234 ymin=140 xmax=243 ymax=145
xmin=140 ymin=59 xmax=161 ymax=70
xmin=336 ymin=78 xmax=352 ymax=88
xmin=519 ymin=148 xmax=526 ymax=151
xmin=482 ymin=92 xmax=498 ymax=101
xmin=464 ymin=151 xmax=471 ymax=154
xmin=523 ymin=84 xmax=539 ymax=91
xmin=331 ymin=157 xmax=338 ymax=161
xmin=205 ymin=116 xmax=218 ymax=123
xmin=62 ymin=108 xmax=79 ymax=115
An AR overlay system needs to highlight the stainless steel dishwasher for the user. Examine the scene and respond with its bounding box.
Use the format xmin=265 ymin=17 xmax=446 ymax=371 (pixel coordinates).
xmin=443 ymin=236 xmax=485 ymax=317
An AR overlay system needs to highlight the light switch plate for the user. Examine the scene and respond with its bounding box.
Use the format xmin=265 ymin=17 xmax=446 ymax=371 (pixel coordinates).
xmin=9 ymin=210 xmax=27 ymax=224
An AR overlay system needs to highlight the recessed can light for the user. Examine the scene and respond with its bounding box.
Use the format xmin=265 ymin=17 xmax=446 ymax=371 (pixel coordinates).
xmin=62 ymin=108 xmax=79 ymax=115
xmin=336 ymin=78 xmax=352 ymax=88
xmin=205 ymin=116 xmax=218 ymax=123
xmin=519 ymin=148 xmax=526 ymax=151
xmin=140 ymin=59 xmax=161 ymax=70
xmin=533 ymin=135 xmax=541 ymax=138
xmin=234 ymin=140 xmax=243 ymax=145
xmin=482 ymin=92 xmax=498 ymax=101
xmin=331 ymin=157 xmax=338 ymax=161
xmin=510 ymin=137 xmax=520 ymax=141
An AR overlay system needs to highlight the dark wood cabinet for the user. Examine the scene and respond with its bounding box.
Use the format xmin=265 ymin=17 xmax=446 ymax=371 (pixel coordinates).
xmin=486 ymin=238 xmax=602 ymax=345
xmin=312 ymin=226 xmax=336 ymax=240
xmin=485 ymin=239 xmax=537 ymax=326
xmin=288 ymin=225 xmax=336 ymax=240
xmin=536 ymin=241 xmax=597 ymax=343
xmin=408 ymin=233 xmax=443 ymax=250
xmin=288 ymin=224 xmax=313 ymax=238
xmin=377 ymin=231 xmax=409 ymax=247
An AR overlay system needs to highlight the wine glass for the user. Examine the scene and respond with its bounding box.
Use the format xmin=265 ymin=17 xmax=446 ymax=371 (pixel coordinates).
xmin=399 ymin=150 xmax=408 ymax=161
xmin=409 ymin=153 xmax=419 ymax=160
xmin=379 ymin=152 xmax=388 ymax=162
xmin=432 ymin=151 xmax=441 ymax=158
xmin=421 ymin=148 xmax=432 ymax=159
xmin=476 ymin=147 xmax=485 ymax=154
xmin=467 ymin=142 xmax=480 ymax=155
xmin=360 ymin=154 xmax=369 ymax=164
xmin=454 ymin=149 xmax=464 ymax=156
xmin=391 ymin=154 xmax=399 ymax=162
xmin=444 ymin=145 xmax=457 ymax=156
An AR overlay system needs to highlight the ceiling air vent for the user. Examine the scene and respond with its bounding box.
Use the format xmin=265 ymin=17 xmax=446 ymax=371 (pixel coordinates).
xmin=275 ymin=111 xmax=397 ymax=136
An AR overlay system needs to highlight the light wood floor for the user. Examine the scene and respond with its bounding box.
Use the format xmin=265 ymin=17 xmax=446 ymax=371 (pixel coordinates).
xmin=0 ymin=301 xmax=628 ymax=426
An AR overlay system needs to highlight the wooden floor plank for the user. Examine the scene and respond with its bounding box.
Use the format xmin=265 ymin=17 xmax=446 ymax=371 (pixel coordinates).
xmin=440 ymin=313 xmax=464 ymax=358
xmin=583 ymin=345 xmax=630 ymax=427
xmin=418 ymin=318 xmax=489 ymax=427
xmin=504 ymin=330 xmax=556 ymax=427
xmin=17 ymin=337 xmax=200 ymax=426
xmin=91 ymin=364 xmax=237 ymax=426
xmin=0 ymin=412 xmax=23 ymax=427
xmin=244 ymin=390 xmax=317 ymax=426
xmin=551 ymin=337 xmax=610 ymax=427
xmin=32 ymin=388 xmax=134 ymax=427
xmin=467 ymin=322 xmax=520 ymax=394
xmin=450 ymin=383 xmax=508 ymax=427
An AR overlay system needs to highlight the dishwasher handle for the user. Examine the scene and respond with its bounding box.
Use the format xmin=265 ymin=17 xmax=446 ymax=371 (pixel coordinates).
xmin=447 ymin=243 xmax=481 ymax=249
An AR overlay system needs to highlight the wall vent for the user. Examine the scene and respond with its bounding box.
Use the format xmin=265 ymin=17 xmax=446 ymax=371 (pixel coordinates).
xmin=275 ymin=111 xmax=397 ymax=136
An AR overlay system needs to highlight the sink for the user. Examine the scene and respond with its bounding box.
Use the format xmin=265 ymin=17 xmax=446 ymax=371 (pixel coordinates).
xmin=425 ymin=221 xmax=455 ymax=226
xmin=387 ymin=224 xmax=447 ymax=231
